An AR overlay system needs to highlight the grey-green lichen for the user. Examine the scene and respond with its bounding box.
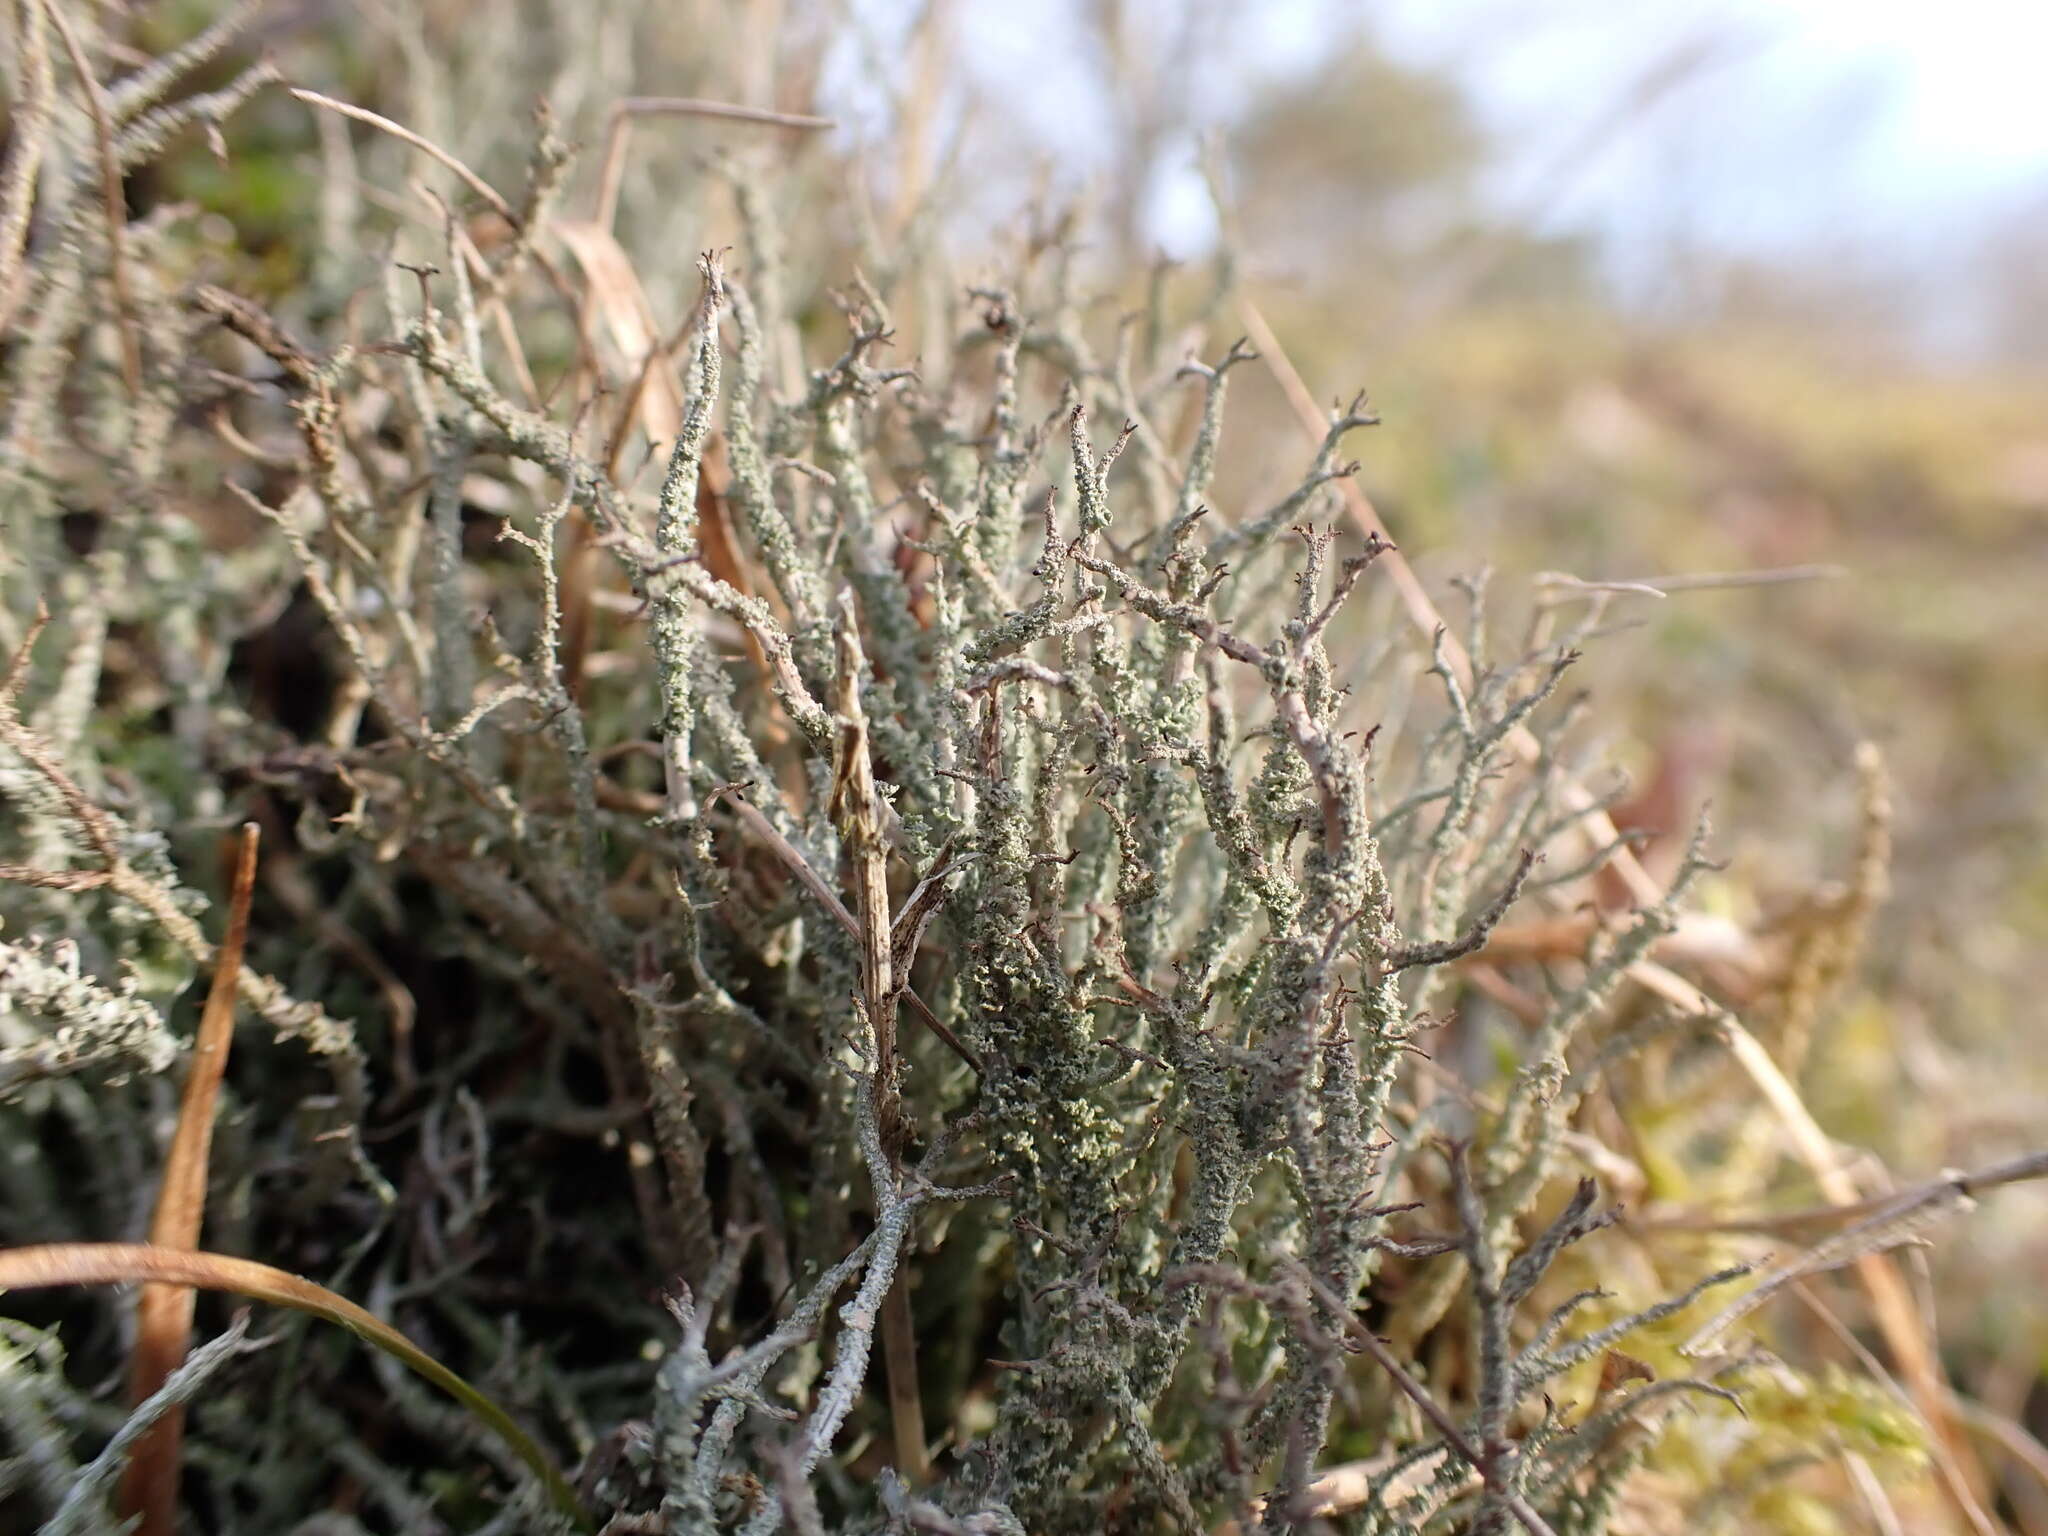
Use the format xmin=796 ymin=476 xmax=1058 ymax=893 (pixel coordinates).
xmin=0 ymin=12 xmax=1926 ymax=1536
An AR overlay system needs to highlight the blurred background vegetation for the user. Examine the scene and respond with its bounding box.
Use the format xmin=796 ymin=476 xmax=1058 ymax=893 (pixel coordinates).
xmin=5 ymin=0 xmax=2045 ymax=1530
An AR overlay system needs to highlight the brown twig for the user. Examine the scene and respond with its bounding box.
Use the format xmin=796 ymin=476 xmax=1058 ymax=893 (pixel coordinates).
xmin=1641 ymin=1149 xmax=2048 ymax=1238
xmin=825 ymin=595 xmax=928 ymax=1485
xmin=1290 ymin=1263 xmax=1560 ymax=1536
xmin=705 ymin=785 xmax=980 ymax=1073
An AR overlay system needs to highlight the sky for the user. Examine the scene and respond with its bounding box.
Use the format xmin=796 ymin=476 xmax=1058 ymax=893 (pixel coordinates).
xmin=1366 ymin=0 xmax=2048 ymax=270
xmin=841 ymin=0 xmax=2048 ymax=350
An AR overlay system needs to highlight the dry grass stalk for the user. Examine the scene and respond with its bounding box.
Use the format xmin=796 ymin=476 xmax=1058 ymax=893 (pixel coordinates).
xmin=0 ymin=1242 xmax=589 ymax=1528
xmin=117 ymin=822 xmax=260 ymax=1536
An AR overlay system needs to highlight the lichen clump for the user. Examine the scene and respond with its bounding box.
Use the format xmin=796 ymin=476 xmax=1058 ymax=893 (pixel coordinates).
xmin=0 ymin=10 xmax=1936 ymax=1536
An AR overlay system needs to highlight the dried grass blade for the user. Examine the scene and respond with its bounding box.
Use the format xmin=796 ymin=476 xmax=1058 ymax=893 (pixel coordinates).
xmin=1634 ymin=969 xmax=1999 ymax=1531
xmin=1237 ymin=294 xmax=1666 ymax=910
xmin=289 ymin=87 xmax=515 ymax=227
xmin=1242 ymin=294 xmax=1994 ymax=1527
xmin=592 ymin=96 xmax=835 ymax=234
xmin=118 ymin=821 xmax=259 ymax=1536
xmin=0 ymin=1242 xmax=590 ymax=1529
xmin=552 ymin=218 xmax=684 ymax=447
